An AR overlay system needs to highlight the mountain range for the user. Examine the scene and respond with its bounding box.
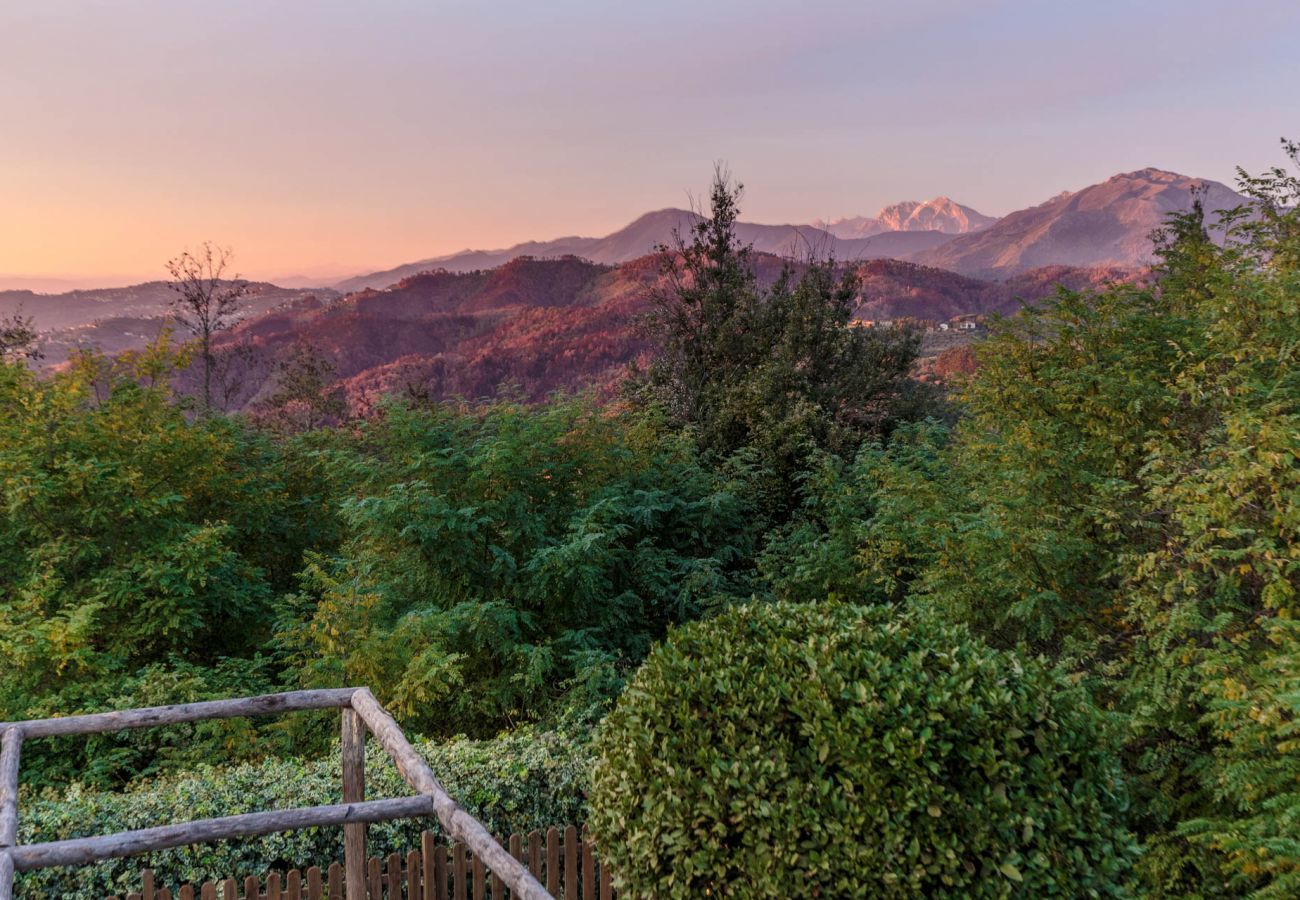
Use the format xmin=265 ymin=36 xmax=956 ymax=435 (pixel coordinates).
xmin=333 ymin=211 xmax=955 ymax=293
xmin=9 ymin=165 xmax=1249 ymax=410
xmin=336 ymin=168 xmax=1242 ymax=291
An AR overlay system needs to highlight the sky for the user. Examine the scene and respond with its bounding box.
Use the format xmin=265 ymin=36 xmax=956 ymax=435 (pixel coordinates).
xmin=2 ymin=0 xmax=1298 ymax=289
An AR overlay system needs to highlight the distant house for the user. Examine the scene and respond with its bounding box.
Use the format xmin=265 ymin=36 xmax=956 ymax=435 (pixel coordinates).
xmin=937 ymin=322 xmax=950 ymax=331
xmin=957 ymin=321 xmax=978 ymax=331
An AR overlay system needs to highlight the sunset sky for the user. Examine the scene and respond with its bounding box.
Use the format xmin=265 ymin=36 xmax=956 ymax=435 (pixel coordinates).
xmin=2 ymin=0 xmax=1298 ymax=289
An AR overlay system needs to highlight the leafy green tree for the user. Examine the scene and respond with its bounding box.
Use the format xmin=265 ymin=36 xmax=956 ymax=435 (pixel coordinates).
xmin=830 ymin=144 xmax=1300 ymax=895
xmin=628 ymin=171 xmax=930 ymax=517
xmin=0 ymin=336 xmax=339 ymax=786
xmin=281 ymin=399 xmax=760 ymax=736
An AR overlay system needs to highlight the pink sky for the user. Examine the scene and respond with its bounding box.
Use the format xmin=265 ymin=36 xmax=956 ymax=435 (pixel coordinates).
xmin=2 ymin=0 xmax=1297 ymax=289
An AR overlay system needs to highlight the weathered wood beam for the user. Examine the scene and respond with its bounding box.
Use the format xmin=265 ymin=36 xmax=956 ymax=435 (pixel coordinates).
xmin=348 ymin=688 xmax=553 ymax=900
xmin=10 ymin=795 xmax=434 ymax=872
xmin=0 ymin=689 xmax=358 ymax=739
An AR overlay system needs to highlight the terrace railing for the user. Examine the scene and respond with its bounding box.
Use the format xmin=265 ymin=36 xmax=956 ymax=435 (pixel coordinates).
xmin=0 ymin=688 xmax=551 ymax=900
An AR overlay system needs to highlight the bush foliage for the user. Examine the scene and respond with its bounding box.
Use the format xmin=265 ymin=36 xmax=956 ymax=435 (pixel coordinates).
xmin=589 ymin=602 xmax=1135 ymax=898
xmin=281 ymin=398 xmax=761 ymax=738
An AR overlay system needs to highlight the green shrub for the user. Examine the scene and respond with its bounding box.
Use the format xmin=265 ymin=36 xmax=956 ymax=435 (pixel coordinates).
xmin=589 ymin=602 xmax=1136 ymax=898
xmin=15 ymin=728 xmax=592 ymax=899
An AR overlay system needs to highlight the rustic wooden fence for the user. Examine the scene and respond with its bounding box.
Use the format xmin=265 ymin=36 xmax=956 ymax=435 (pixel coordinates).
xmin=0 ymin=689 xmax=552 ymax=900
xmin=108 ymin=826 xmax=614 ymax=900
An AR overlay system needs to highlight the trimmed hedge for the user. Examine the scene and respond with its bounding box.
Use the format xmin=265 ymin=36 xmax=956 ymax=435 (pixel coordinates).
xmin=15 ymin=728 xmax=591 ymax=899
xmin=589 ymin=602 xmax=1136 ymax=898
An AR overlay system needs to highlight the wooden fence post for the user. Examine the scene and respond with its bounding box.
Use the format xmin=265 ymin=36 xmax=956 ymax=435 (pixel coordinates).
xmin=0 ymin=728 xmax=22 ymax=900
xmin=341 ymin=709 xmax=366 ymax=900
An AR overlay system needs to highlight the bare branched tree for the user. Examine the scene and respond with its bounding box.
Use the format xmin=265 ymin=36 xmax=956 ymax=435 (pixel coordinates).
xmin=0 ymin=309 xmax=42 ymax=362
xmin=166 ymin=242 xmax=251 ymax=413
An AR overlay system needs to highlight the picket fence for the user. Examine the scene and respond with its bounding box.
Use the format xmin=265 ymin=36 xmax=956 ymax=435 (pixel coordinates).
xmin=106 ymin=826 xmax=612 ymax=900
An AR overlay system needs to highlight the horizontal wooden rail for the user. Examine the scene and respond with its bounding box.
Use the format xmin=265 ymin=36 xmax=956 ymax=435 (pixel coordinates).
xmin=10 ymin=795 xmax=434 ymax=872
xmin=350 ymin=688 xmax=552 ymax=900
xmin=0 ymin=688 xmax=358 ymax=739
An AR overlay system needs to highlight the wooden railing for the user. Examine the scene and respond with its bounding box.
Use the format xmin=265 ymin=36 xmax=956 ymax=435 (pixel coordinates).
xmin=109 ymin=826 xmax=614 ymax=900
xmin=0 ymin=689 xmax=552 ymax=900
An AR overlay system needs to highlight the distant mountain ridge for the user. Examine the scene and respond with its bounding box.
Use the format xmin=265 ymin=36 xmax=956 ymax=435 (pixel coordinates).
xmin=334 ymin=210 xmax=954 ymax=292
xmin=341 ymin=168 xmax=1242 ymax=291
xmin=915 ymin=168 xmax=1247 ymax=277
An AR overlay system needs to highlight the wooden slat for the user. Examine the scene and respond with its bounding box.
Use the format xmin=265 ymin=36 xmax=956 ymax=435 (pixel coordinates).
xmin=453 ymin=843 xmax=467 ymax=900
xmin=408 ymin=849 xmax=423 ymax=900
xmin=0 ymin=689 xmax=358 ymax=739
xmin=128 ymin=893 xmax=142 ymax=900
xmin=490 ymin=842 xmax=503 ymax=900
xmin=307 ymin=866 xmax=323 ymax=900
xmin=200 ymin=882 xmax=216 ymax=900
xmin=367 ymin=856 xmax=381 ymax=899
xmin=599 ymin=860 xmax=611 ymax=900
xmin=327 ymin=862 xmax=342 ymax=900
xmin=143 ymin=868 xmax=156 ymax=900
xmin=472 ymin=852 xmax=485 ymax=900
xmin=387 ymin=852 xmax=402 ymax=898
xmin=287 ymin=869 xmax=302 ymax=900
xmin=342 ymin=709 xmax=367 ymax=900
xmin=527 ymin=832 xmax=541 ymax=882
xmin=581 ymin=841 xmax=593 ymax=900
xmin=160 ymin=889 xmax=173 ymax=900
xmin=223 ymin=877 xmax=238 ymax=900
xmin=545 ymin=829 xmax=559 ymax=897
xmin=422 ymin=832 xmax=437 ymax=900
xmin=268 ymin=871 xmax=283 ymax=900
xmin=181 ymin=885 xmax=196 ymax=900
xmin=12 ymin=796 xmax=433 ymax=871
xmin=244 ymin=875 xmax=258 ymax=899
xmin=434 ymin=845 xmax=447 ymax=900
xmin=563 ymin=827 xmax=577 ymax=900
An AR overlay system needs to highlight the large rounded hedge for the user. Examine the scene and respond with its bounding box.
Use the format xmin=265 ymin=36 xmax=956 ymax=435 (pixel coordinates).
xmin=589 ymin=602 xmax=1135 ymax=898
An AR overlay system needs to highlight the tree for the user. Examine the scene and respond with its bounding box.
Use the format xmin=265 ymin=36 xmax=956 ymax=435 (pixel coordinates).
xmin=628 ymin=169 xmax=929 ymax=517
xmin=281 ymin=398 xmax=761 ymax=736
xmin=833 ymin=142 xmax=1300 ymax=894
xmin=0 ymin=336 xmax=341 ymax=787
xmin=254 ymin=341 xmax=347 ymax=432
xmin=166 ymin=242 xmax=251 ymax=413
xmin=0 ymin=309 xmax=40 ymax=361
